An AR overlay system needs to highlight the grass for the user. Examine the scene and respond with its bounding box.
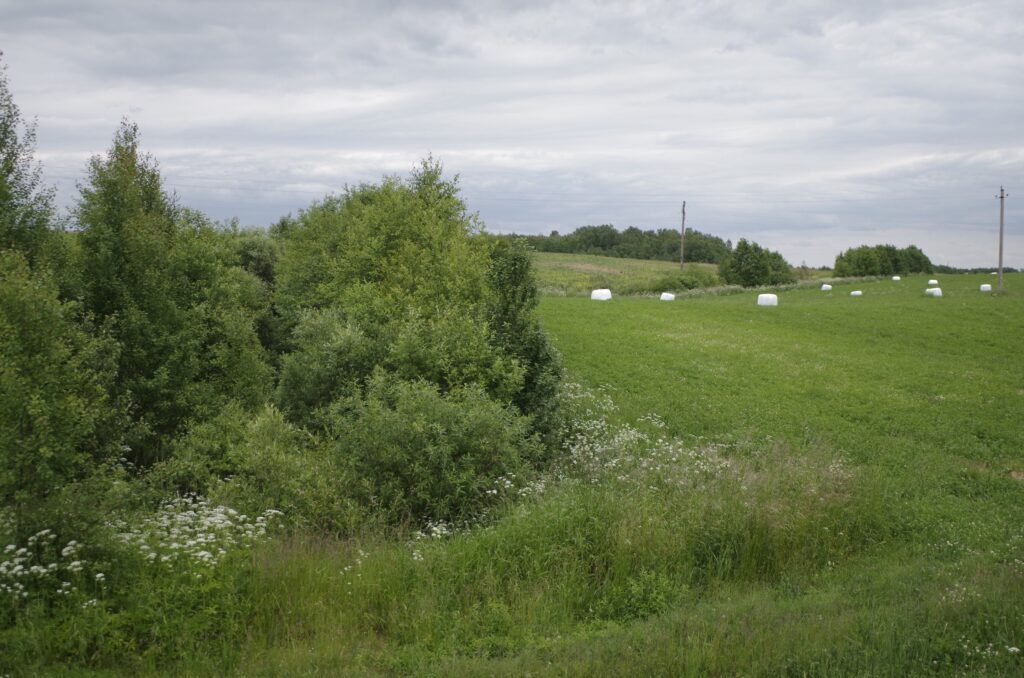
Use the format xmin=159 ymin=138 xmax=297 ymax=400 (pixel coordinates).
xmin=532 ymin=251 xmax=721 ymax=296
xmin=5 ymin=272 xmax=1023 ymax=675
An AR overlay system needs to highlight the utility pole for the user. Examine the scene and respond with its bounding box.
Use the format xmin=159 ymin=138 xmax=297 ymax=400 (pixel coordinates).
xmin=679 ymin=201 xmax=686 ymax=269
xmin=997 ymin=187 xmax=1007 ymax=291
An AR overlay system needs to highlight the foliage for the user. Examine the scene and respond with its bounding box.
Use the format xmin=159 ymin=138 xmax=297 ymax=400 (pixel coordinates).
xmin=834 ymin=243 xmax=933 ymax=276
xmin=274 ymin=159 xmax=561 ymax=444
xmin=513 ymin=225 xmax=731 ymax=264
xmin=324 ymin=373 xmax=540 ymax=524
xmin=718 ymin=238 xmax=796 ymax=287
xmin=274 ymin=159 xmax=491 ymax=327
xmin=485 ymin=237 xmax=563 ymax=441
xmin=0 ymin=251 xmax=124 ymax=534
xmin=0 ymin=58 xmax=58 ymax=270
xmin=76 ymin=122 xmax=271 ymax=463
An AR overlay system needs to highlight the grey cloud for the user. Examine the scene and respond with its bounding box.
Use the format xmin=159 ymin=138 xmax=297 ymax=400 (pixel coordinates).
xmin=1 ymin=0 xmax=1021 ymax=267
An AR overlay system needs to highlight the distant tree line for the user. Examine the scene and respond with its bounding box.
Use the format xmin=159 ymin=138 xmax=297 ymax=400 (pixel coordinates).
xmin=934 ymin=264 xmax=1018 ymax=274
xmin=512 ymin=224 xmax=733 ymax=264
xmin=833 ymin=244 xmax=933 ymax=277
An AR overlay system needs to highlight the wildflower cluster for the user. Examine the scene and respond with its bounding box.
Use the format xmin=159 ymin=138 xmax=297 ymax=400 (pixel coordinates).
xmin=110 ymin=496 xmax=282 ymax=575
xmin=553 ymin=383 xmax=733 ymax=490
xmin=0 ymin=529 xmax=98 ymax=611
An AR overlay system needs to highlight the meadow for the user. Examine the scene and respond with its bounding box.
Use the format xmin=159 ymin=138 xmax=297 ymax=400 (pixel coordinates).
xmin=25 ymin=270 xmax=1020 ymax=676
xmin=532 ymin=251 xmax=721 ymax=296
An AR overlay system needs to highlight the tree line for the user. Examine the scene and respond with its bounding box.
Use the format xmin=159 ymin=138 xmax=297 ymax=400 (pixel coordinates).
xmin=513 ymin=224 xmax=733 ymax=263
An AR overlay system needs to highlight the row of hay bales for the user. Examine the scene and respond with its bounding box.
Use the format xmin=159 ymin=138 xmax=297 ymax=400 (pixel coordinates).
xmin=756 ymin=277 xmax=995 ymax=306
xmin=589 ymin=277 xmax=997 ymax=305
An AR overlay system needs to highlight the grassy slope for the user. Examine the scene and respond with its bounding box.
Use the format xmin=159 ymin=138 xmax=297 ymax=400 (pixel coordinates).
xmin=532 ymin=251 xmax=720 ymax=295
xmin=528 ymin=273 xmax=1024 ymax=673
xmin=539 ymin=273 xmax=1024 ymax=462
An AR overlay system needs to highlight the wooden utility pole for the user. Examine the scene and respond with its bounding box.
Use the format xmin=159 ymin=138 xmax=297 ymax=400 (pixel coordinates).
xmin=997 ymin=187 xmax=1007 ymax=291
xmin=679 ymin=201 xmax=686 ymax=269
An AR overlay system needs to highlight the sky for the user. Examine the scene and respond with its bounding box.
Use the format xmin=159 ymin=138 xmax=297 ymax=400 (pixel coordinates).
xmin=1 ymin=0 xmax=1021 ymax=267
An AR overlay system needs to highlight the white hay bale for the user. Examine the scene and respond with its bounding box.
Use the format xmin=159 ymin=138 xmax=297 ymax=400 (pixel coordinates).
xmin=980 ymin=284 xmax=992 ymax=292
xmin=925 ymin=287 xmax=942 ymax=297
xmin=757 ymin=293 xmax=778 ymax=306
xmin=928 ymin=279 xmax=938 ymax=285
xmin=892 ymin=276 xmax=901 ymax=281
xmin=591 ymin=288 xmax=612 ymax=301
xmin=659 ymin=292 xmax=675 ymax=301
xmin=850 ymin=290 xmax=863 ymax=297
xmin=820 ymin=284 xmax=832 ymax=291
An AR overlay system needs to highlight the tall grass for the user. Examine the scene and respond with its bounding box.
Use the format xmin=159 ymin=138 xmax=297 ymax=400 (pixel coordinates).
xmin=532 ymin=252 xmax=720 ymax=296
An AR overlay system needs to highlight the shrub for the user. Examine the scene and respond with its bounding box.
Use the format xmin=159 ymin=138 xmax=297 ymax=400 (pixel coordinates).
xmin=718 ymin=238 xmax=795 ymax=287
xmin=324 ymin=373 xmax=541 ymax=524
xmin=76 ymin=123 xmax=271 ymax=463
xmin=485 ymin=239 xmax=563 ymax=443
xmin=618 ymin=267 xmax=720 ymax=295
xmin=0 ymin=251 xmax=124 ymax=534
xmin=273 ymin=163 xmax=563 ymax=468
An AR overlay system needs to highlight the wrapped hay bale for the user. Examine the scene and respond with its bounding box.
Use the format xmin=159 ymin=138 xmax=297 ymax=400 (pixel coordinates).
xmin=660 ymin=292 xmax=675 ymax=301
xmin=928 ymin=279 xmax=939 ymax=285
xmin=821 ymin=284 xmax=833 ymax=291
xmin=591 ymin=288 xmax=612 ymax=301
xmin=980 ymin=284 xmax=992 ymax=292
xmin=757 ymin=293 xmax=778 ymax=306
xmin=850 ymin=290 xmax=863 ymax=297
xmin=892 ymin=276 xmax=901 ymax=281
xmin=925 ymin=287 xmax=943 ymax=297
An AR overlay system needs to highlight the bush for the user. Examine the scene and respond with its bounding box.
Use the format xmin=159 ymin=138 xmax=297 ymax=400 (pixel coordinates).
xmin=0 ymin=250 xmax=124 ymax=534
xmin=618 ymin=267 xmax=720 ymax=295
xmin=76 ymin=124 xmax=271 ymax=463
xmin=273 ymin=163 xmax=562 ymax=469
xmin=718 ymin=239 xmax=795 ymax=287
xmin=324 ymin=373 xmax=541 ymax=524
xmin=485 ymin=238 xmax=562 ymax=441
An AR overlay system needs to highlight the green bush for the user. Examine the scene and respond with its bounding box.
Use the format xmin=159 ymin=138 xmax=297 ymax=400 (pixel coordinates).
xmin=274 ymin=307 xmax=380 ymax=427
xmin=76 ymin=123 xmax=271 ymax=463
xmin=618 ymin=267 xmax=720 ymax=295
xmin=324 ymin=373 xmax=541 ymax=524
xmin=0 ymin=250 xmax=124 ymax=534
xmin=718 ymin=238 xmax=795 ymax=287
xmin=486 ymin=238 xmax=563 ymax=443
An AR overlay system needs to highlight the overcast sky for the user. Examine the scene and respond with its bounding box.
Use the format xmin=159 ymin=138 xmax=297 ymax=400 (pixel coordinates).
xmin=2 ymin=0 xmax=1021 ymax=266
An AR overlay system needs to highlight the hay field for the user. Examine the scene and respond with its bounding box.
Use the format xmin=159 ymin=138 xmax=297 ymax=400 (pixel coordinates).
xmin=524 ymin=272 xmax=1024 ymax=673
xmin=532 ymin=251 xmax=720 ymax=295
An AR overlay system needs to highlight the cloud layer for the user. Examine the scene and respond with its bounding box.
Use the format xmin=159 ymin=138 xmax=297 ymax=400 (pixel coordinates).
xmin=3 ymin=0 xmax=1021 ymax=266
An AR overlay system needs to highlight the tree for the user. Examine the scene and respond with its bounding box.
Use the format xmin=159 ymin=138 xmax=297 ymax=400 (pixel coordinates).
xmin=76 ymin=122 xmax=270 ymax=464
xmin=834 ymin=244 xmax=933 ymax=276
xmin=0 ymin=54 xmax=57 ymax=268
xmin=0 ymin=250 xmax=124 ymax=533
xmin=719 ymin=238 xmax=795 ymax=287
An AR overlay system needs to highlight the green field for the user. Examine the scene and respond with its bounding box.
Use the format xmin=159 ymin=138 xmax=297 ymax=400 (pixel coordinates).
xmin=229 ymin=272 xmax=1023 ymax=675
